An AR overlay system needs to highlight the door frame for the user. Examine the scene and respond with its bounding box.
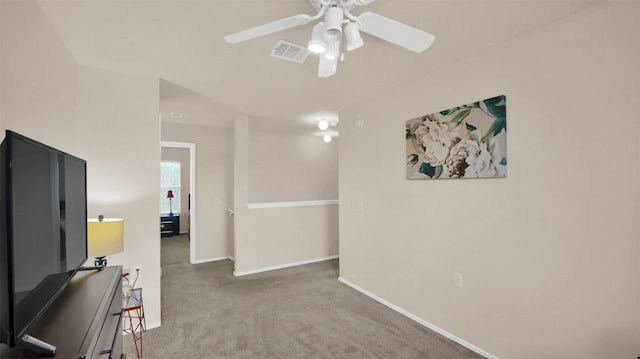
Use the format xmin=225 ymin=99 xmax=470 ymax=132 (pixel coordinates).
xmin=161 ymin=141 xmax=196 ymax=264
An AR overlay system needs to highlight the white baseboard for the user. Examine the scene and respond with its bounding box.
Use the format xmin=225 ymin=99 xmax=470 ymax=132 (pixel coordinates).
xmin=190 ymin=256 xmax=232 ymax=264
xmin=233 ymin=255 xmax=338 ymax=277
xmin=337 ymin=276 xmax=499 ymax=359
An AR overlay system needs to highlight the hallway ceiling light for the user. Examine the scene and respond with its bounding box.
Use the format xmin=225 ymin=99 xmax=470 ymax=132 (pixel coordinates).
xmin=318 ymin=119 xmax=329 ymax=130
xmin=323 ymin=134 xmax=332 ymax=143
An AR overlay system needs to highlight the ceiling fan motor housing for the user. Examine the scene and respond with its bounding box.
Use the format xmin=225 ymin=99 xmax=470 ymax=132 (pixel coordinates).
xmin=309 ymin=0 xmax=377 ymax=12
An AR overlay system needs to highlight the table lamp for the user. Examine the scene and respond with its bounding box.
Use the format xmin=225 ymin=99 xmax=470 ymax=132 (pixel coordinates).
xmin=88 ymin=215 xmax=124 ymax=267
xmin=167 ymin=190 xmax=174 ymax=216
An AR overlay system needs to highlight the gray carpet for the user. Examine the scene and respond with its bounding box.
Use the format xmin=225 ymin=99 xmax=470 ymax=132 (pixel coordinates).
xmin=160 ymin=234 xmax=190 ymax=266
xmin=124 ymin=235 xmax=485 ymax=358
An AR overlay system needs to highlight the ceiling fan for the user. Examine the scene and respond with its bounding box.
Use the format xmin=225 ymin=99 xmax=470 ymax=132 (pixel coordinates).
xmin=224 ymin=0 xmax=435 ymax=78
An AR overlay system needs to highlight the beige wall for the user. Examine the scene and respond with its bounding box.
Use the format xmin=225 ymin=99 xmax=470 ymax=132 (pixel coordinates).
xmin=339 ymin=3 xmax=640 ymax=358
xmin=161 ymin=147 xmax=190 ymax=232
xmin=249 ymin=131 xmax=338 ymax=202
xmin=1 ymin=1 xmax=163 ymax=329
xmin=233 ymin=116 xmax=249 ymax=265
xmin=234 ymin=120 xmax=339 ymax=274
xmin=235 ymin=205 xmax=338 ymax=275
xmin=0 ymin=0 xmax=76 ymax=150
xmin=162 ymin=122 xmax=234 ymax=262
xmin=75 ymin=66 xmax=161 ymax=327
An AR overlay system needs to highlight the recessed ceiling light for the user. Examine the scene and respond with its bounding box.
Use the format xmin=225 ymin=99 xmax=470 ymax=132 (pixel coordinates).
xmin=323 ymin=135 xmax=332 ymax=143
xmin=318 ymin=119 xmax=329 ymax=130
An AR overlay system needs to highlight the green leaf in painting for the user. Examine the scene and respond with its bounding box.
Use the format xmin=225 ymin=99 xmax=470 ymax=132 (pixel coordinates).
xmin=407 ymin=154 xmax=419 ymax=166
xmin=450 ymin=109 xmax=471 ymax=124
xmin=466 ymin=123 xmax=477 ymax=132
xmin=418 ymin=162 xmax=436 ymax=177
xmin=440 ymin=107 xmax=460 ymax=116
xmin=484 ymin=95 xmax=507 ymax=119
xmin=434 ymin=165 xmax=443 ymax=179
xmin=482 ymin=117 xmax=506 ymax=142
xmin=406 ymin=127 xmax=412 ymax=140
xmin=500 ymin=157 xmax=507 ymax=166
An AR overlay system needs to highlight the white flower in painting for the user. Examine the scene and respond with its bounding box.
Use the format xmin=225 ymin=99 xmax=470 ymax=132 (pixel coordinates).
xmin=445 ymin=131 xmax=504 ymax=178
xmin=444 ymin=139 xmax=471 ymax=178
xmin=473 ymin=136 xmax=506 ymax=177
xmin=407 ymin=119 xmax=425 ymax=156
xmin=413 ymin=115 xmax=461 ymax=166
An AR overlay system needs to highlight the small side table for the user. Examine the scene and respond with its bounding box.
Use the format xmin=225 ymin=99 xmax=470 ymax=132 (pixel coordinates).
xmin=160 ymin=215 xmax=179 ymax=237
xmin=123 ymin=288 xmax=146 ymax=358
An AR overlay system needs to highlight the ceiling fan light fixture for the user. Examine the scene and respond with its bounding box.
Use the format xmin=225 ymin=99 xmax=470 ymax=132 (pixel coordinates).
xmin=224 ymin=1 xmax=436 ymax=79
xmin=345 ymin=22 xmax=364 ymax=51
xmin=308 ymin=23 xmax=327 ymax=53
xmin=324 ymin=7 xmax=344 ymax=41
xmin=308 ymin=40 xmax=327 ymax=54
xmin=324 ymin=36 xmax=340 ymax=60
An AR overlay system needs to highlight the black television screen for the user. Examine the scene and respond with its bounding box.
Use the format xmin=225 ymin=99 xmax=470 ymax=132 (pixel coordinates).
xmin=0 ymin=130 xmax=88 ymax=347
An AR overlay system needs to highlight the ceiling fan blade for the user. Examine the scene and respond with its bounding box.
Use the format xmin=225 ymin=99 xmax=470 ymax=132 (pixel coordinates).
xmin=224 ymin=14 xmax=312 ymax=44
xmin=357 ymin=11 xmax=435 ymax=53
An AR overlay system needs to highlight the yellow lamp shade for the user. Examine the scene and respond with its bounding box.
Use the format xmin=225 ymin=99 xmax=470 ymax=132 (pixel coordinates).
xmin=87 ymin=218 xmax=124 ymax=257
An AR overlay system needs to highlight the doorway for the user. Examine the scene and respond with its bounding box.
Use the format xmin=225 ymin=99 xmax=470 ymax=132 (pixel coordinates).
xmin=160 ymin=141 xmax=196 ymax=264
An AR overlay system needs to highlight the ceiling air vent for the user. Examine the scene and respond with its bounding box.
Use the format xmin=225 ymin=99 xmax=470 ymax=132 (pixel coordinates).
xmin=270 ymin=40 xmax=310 ymax=64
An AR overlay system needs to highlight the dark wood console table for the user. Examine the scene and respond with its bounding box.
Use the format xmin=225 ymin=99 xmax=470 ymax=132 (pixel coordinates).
xmin=0 ymin=266 xmax=124 ymax=359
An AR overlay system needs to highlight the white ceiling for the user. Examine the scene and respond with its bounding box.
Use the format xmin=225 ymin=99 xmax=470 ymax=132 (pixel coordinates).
xmin=37 ymin=0 xmax=597 ymax=134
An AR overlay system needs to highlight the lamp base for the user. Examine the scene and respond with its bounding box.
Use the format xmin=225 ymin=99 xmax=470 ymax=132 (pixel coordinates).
xmin=94 ymin=256 xmax=107 ymax=267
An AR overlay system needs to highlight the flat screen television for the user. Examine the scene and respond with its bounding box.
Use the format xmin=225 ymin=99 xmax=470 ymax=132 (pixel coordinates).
xmin=0 ymin=130 xmax=88 ymax=349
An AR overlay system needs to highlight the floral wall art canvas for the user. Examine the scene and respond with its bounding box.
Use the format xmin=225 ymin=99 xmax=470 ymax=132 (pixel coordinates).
xmin=406 ymin=95 xmax=507 ymax=179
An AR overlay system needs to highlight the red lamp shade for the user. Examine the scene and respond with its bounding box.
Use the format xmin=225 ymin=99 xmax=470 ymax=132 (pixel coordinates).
xmin=166 ymin=190 xmax=174 ymax=199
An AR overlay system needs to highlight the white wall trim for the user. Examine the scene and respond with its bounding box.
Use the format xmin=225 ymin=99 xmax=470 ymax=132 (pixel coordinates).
xmin=191 ymin=256 xmax=233 ymax=264
xmin=233 ymin=255 xmax=338 ymax=276
xmin=247 ymin=199 xmax=338 ymax=209
xmin=337 ymin=276 xmax=499 ymax=359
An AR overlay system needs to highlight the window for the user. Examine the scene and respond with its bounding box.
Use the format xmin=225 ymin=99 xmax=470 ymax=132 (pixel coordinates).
xmin=160 ymin=161 xmax=180 ymax=215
